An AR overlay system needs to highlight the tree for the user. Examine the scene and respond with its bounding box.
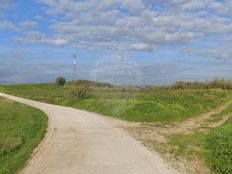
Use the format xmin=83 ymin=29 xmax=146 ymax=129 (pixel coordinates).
xmin=56 ymin=77 xmax=66 ymax=87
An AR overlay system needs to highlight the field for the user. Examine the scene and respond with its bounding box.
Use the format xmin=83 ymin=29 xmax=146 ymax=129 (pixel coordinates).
xmin=0 ymin=97 xmax=47 ymax=174
xmin=164 ymin=104 xmax=232 ymax=174
xmin=1 ymin=80 xmax=232 ymax=173
xmin=1 ymin=81 xmax=232 ymax=123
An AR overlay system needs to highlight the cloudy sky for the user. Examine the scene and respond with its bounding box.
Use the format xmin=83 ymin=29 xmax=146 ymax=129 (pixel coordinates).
xmin=0 ymin=0 xmax=232 ymax=85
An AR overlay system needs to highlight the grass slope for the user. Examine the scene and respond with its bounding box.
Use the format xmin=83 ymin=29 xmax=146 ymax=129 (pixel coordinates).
xmin=168 ymin=103 xmax=232 ymax=174
xmin=0 ymin=97 xmax=47 ymax=174
xmin=1 ymin=83 xmax=232 ymax=123
xmin=76 ymin=88 xmax=232 ymax=122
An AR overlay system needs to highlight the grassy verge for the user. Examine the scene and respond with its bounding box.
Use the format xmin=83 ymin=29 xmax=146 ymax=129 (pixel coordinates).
xmin=75 ymin=88 xmax=232 ymax=122
xmin=0 ymin=84 xmax=66 ymax=105
xmin=1 ymin=83 xmax=232 ymax=123
xmin=167 ymin=104 xmax=232 ymax=174
xmin=206 ymin=118 xmax=232 ymax=174
xmin=0 ymin=97 xmax=47 ymax=174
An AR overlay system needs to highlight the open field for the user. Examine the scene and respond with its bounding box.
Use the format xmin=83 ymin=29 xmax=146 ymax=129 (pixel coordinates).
xmin=1 ymin=80 xmax=232 ymax=173
xmin=0 ymin=97 xmax=47 ymax=174
xmin=1 ymin=81 xmax=232 ymax=123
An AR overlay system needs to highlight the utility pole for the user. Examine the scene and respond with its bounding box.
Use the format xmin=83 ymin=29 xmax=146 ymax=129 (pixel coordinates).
xmin=73 ymin=54 xmax=77 ymax=81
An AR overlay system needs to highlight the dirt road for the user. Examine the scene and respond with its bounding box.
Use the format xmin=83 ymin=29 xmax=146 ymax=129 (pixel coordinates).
xmin=0 ymin=93 xmax=178 ymax=174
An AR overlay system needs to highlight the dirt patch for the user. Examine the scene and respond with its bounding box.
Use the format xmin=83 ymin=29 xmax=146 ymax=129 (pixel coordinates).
xmin=121 ymin=100 xmax=232 ymax=143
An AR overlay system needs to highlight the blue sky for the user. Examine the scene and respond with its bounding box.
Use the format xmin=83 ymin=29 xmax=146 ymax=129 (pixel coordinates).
xmin=0 ymin=0 xmax=232 ymax=85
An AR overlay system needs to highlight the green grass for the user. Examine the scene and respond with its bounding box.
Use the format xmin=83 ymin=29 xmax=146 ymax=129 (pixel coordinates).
xmin=1 ymin=83 xmax=232 ymax=123
xmin=207 ymin=103 xmax=232 ymax=123
xmin=0 ymin=97 xmax=47 ymax=174
xmin=167 ymin=104 xmax=232 ymax=174
xmin=168 ymin=119 xmax=232 ymax=174
xmin=75 ymin=88 xmax=232 ymax=122
xmin=0 ymin=84 xmax=67 ymax=105
xmin=206 ymin=118 xmax=232 ymax=174
xmin=1 ymin=81 xmax=232 ymax=173
xmin=168 ymin=132 xmax=207 ymax=159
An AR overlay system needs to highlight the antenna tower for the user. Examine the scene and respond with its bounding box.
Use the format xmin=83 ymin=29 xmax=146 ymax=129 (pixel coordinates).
xmin=73 ymin=54 xmax=77 ymax=81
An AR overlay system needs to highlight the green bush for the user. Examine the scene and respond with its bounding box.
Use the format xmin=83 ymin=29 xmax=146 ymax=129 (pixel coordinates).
xmin=55 ymin=77 xmax=66 ymax=87
xmin=64 ymin=83 xmax=89 ymax=104
xmin=206 ymin=119 xmax=232 ymax=174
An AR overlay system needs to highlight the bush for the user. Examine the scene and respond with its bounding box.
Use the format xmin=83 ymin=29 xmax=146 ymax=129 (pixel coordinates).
xmin=64 ymin=83 xmax=89 ymax=104
xmin=55 ymin=77 xmax=66 ymax=87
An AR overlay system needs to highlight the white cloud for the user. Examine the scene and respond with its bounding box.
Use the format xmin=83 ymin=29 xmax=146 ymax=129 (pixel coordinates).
xmin=35 ymin=15 xmax=43 ymax=20
xmin=182 ymin=0 xmax=210 ymax=11
xmin=181 ymin=47 xmax=232 ymax=59
xmin=122 ymin=0 xmax=144 ymax=15
xmin=208 ymin=0 xmax=232 ymax=15
xmin=0 ymin=0 xmax=14 ymax=9
xmin=0 ymin=20 xmax=18 ymax=30
xmin=15 ymin=0 xmax=232 ymax=51
xmin=0 ymin=0 xmax=18 ymax=31
xmin=16 ymin=31 xmax=68 ymax=46
xmin=21 ymin=21 xmax=37 ymax=30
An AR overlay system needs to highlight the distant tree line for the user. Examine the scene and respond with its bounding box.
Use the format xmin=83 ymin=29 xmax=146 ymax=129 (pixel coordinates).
xmin=55 ymin=76 xmax=232 ymax=92
xmin=172 ymin=79 xmax=232 ymax=90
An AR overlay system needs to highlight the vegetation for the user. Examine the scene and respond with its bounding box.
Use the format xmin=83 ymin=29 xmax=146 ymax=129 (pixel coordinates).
xmin=172 ymin=78 xmax=232 ymax=90
xmin=75 ymin=88 xmax=232 ymax=122
xmin=1 ymin=79 xmax=232 ymax=123
xmin=1 ymin=79 xmax=232 ymax=173
xmin=206 ymin=117 xmax=232 ymax=174
xmin=168 ymin=132 xmax=207 ymax=158
xmin=55 ymin=77 xmax=66 ymax=87
xmin=0 ymin=83 xmax=66 ymax=105
xmin=167 ymin=103 xmax=232 ymax=174
xmin=64 ymin=82 xmax=89 ymax=104
xmin=0 ymin=97 xmax=47 ymax=174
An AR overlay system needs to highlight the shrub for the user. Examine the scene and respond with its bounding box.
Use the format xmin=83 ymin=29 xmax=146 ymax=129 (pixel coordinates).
xmin=64 ymin=83 xmax=89 ymax=104
xmin=55 ymin=77 xmax=66 ymax=87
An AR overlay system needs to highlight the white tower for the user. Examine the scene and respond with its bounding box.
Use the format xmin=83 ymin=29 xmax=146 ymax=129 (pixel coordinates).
xmin=73 ymin=54 xmax=77 ymax=81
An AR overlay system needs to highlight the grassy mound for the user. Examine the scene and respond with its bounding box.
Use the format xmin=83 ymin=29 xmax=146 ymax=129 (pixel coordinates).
xmin=75 ymin=88 xmax=232 ymax=122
